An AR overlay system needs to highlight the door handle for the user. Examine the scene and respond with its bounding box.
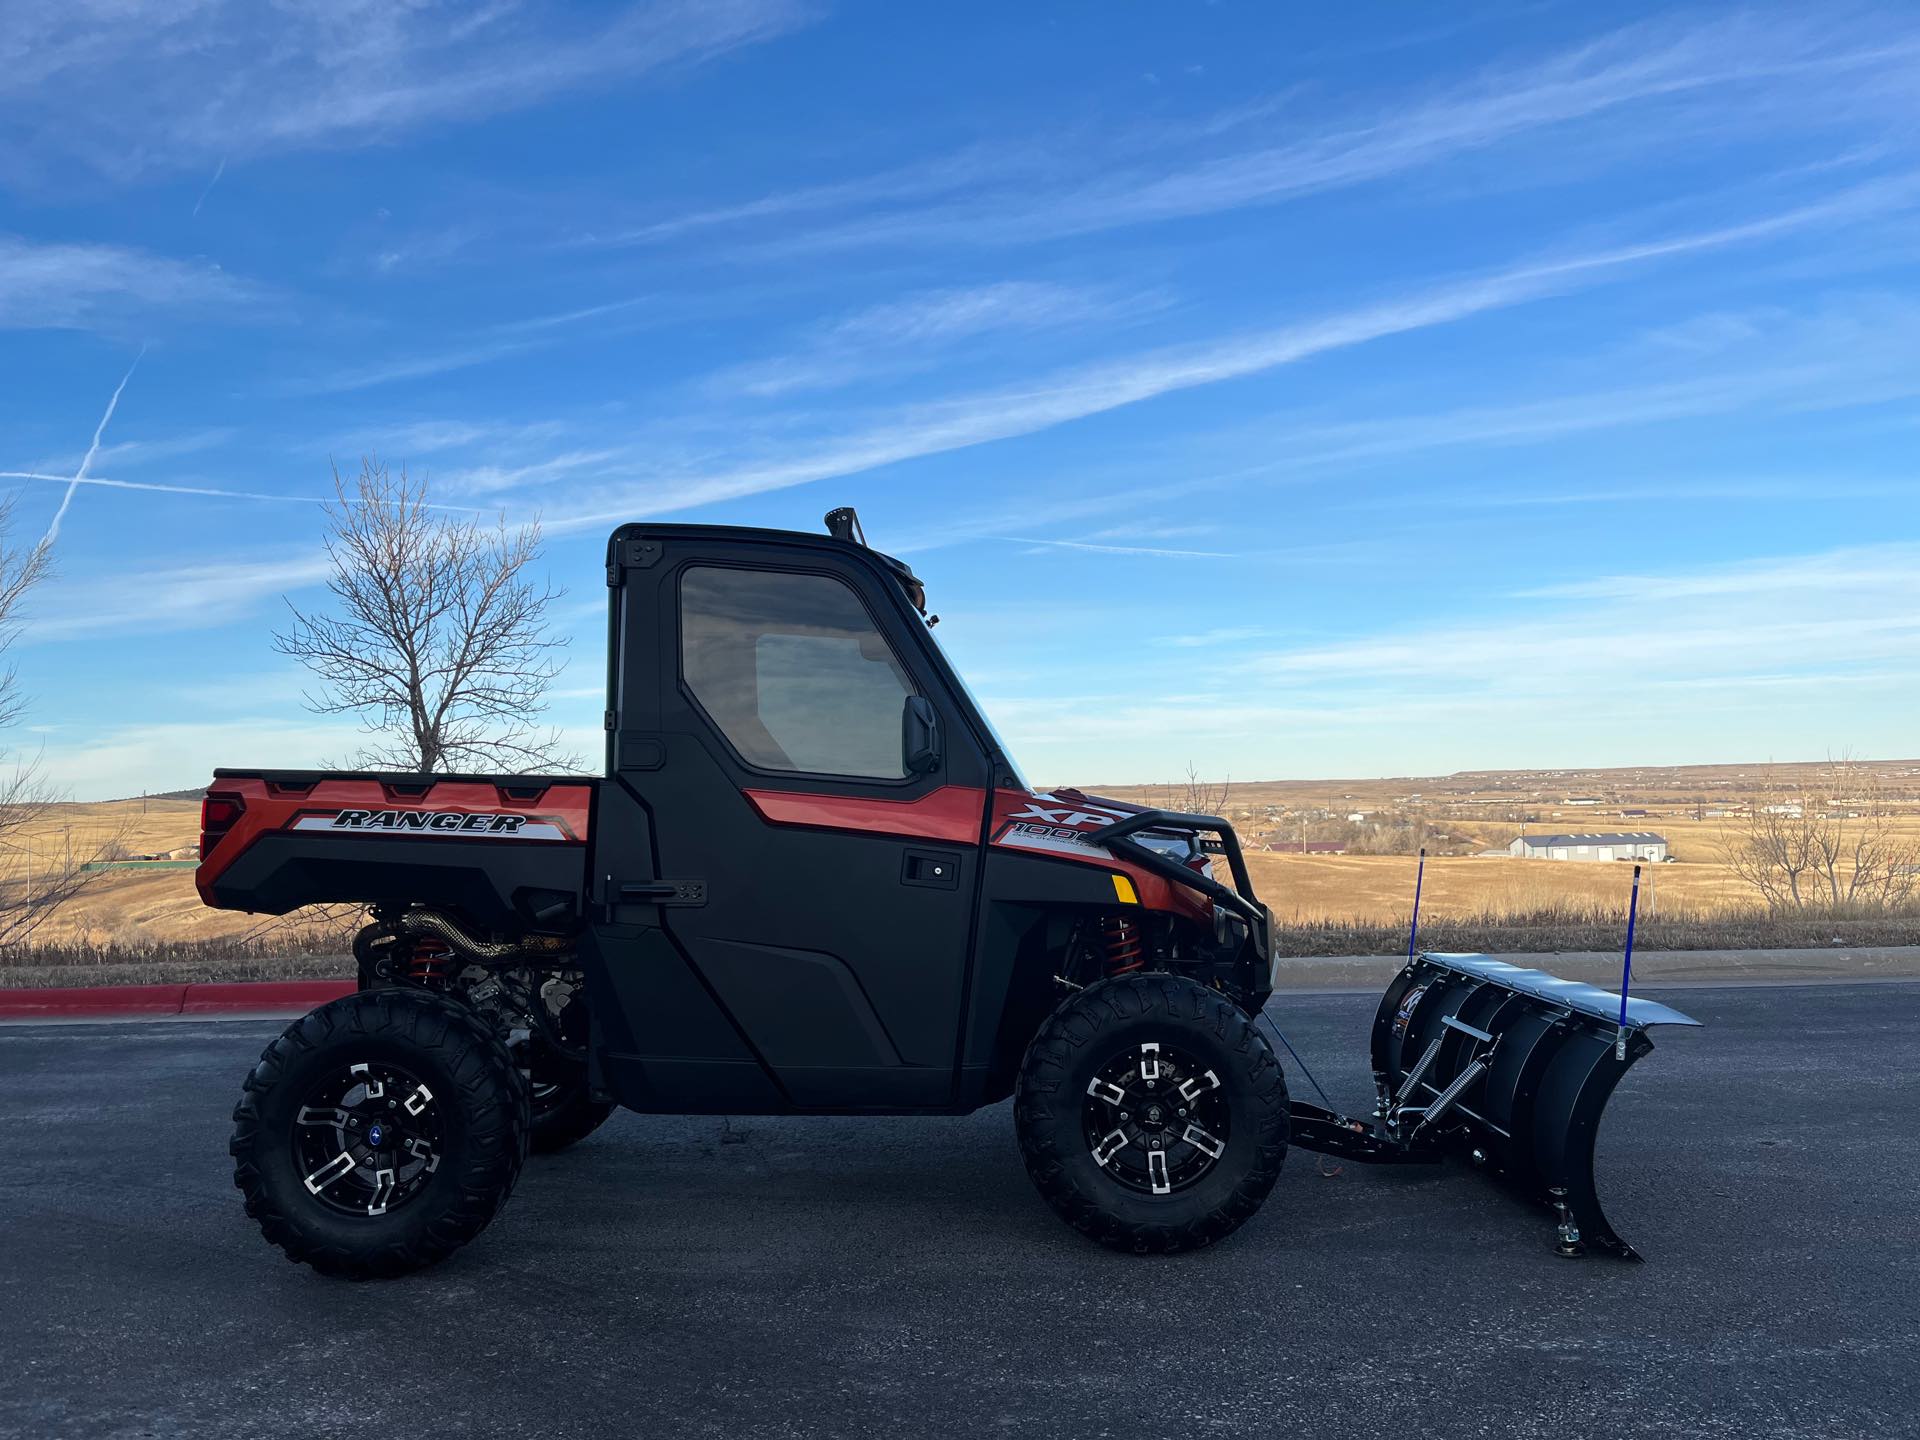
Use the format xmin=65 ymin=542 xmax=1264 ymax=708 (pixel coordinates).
xmin=900 ymin=849 xmax=961 ymax=890
xmin=612 ymin=879 xmax=707 ymax=909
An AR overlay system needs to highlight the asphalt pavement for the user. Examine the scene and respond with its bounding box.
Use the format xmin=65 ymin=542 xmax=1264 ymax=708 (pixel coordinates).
xmin=2 ymin=983 xmax=1915 ymax=1439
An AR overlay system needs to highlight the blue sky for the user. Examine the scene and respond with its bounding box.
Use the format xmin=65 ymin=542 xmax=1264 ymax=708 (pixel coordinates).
xmin=3 ymin=1 xmax=1919 ymax=798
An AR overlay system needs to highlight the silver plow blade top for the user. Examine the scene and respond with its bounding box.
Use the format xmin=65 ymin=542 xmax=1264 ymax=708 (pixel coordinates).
xmin=1420 ymin=952 xmax=1702 ymax=1030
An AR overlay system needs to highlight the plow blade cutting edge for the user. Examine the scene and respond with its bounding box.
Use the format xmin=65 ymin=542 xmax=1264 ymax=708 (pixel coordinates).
xmin=1286 ymin=952 xmax=1701 ymax=1260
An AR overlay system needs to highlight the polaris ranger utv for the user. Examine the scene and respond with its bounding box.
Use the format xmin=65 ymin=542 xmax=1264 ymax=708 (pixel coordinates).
xmin=203 ymin=509 xmax=1695 ymax=1277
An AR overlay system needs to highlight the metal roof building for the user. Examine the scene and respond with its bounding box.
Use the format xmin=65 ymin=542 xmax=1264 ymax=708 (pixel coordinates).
xmin=1508 ymin=832 xmax=1668 ymax=862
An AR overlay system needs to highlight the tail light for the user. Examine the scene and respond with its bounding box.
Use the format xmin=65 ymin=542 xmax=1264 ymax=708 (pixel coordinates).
xmin=200 ymin=793 xmax=245 ymax=860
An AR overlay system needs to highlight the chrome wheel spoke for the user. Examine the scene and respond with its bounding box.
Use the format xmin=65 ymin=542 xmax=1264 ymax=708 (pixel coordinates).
xmin=1086 ymin=1076 xmax=1126 ymax=1107
xmin=1146 ymin=1147 xmax=1171 ymax=1194
xmin=303 ymin=1151 xmax=357 ymax=1194
xmin=1182 ymin=1122 xmax=1226 ymax=1160
xmin=1176 ymin=1069 xmax=1220 ymax=1104
xmin=404 ymin=1136 xmax=439 ymax=1172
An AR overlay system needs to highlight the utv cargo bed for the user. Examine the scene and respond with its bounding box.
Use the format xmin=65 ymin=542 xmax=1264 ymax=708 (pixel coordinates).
xmin=198 ymin=769 xmax=595 ymax=931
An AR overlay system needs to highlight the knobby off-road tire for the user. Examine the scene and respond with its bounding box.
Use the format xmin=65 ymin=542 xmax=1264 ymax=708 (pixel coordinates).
xmin=231 ymin=988 xmax=530 ymax=1279
xmin=1015 ymin=973 xmax=1289 ymax=1254
xmin=530 ymin=1076 xmax=615 ymax=1154
xmin=354 ymin=959 xmax=610 ymax=1155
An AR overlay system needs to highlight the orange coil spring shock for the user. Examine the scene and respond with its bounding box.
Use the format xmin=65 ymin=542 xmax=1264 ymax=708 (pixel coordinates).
xmin=1102 ymin=916 xmax=1144 ymax=974
xmin=406 ymin=938 xmax=456 ymax=983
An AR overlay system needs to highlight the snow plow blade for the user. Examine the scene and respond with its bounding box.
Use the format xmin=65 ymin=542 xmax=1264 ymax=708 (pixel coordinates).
xmin=1286 ymin=949 xmax=1702 ymax=1258
xmin=1363 ymin=952 xmax=1700 ymax=1259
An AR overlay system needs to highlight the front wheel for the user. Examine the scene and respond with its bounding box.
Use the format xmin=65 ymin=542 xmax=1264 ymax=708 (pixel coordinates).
xmin=1015 ymin=973 xmax=1289 ymax=1253
xmin=230 ymin=988 xmax=530 ymax=1278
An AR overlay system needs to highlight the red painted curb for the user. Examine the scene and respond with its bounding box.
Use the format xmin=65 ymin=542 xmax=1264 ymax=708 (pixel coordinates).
xmin=180 ymin=981 xmax=355 ymax=1014
xmin=0 ymin=979 xmax=353 ymax=1020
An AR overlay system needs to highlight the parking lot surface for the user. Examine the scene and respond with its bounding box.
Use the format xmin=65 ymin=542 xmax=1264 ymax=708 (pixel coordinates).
xmin=3 ymin=983 xmax=1915 ymax=1439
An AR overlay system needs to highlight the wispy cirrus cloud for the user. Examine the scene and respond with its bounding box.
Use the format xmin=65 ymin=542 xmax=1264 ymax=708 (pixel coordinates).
xmin=23 ymin=428 xmax=236 ymax=476
xmin=293 ymin=338 xmax=542 ymax=395
xmin=24 ymin=551 xmax=334 ymax=643
xmin=622 ymin=11 xmax=1920 ymax=254
xmin=968 ymin=543 xmax=1920 ymax=774
xmin=1228 ymin=289 xmax=1920 ymax=487
xmin=708 ymin=281 xmax=1164 ymax=398
xmin=0 ymin=0 xmax=814 ymax=181
xmin=0 ymin=235 xmax=265 ymax=331
xmin=1249 ymin=543 xmax=1920 ymax=689
xmin=998 ymin=535 xmax=1233 ymax=559
xmin=544 ymin=182 xmax=1914 ymax=529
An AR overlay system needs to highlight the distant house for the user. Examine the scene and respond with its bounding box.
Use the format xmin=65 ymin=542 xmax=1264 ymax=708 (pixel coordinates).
xmin=1563 ymin=796 xmax=1604 ymax=807
xmin=1509 ymin=832 xmax=1668 ymax=863
xmin=1619 ymin=808 xmax=1649 ymax=818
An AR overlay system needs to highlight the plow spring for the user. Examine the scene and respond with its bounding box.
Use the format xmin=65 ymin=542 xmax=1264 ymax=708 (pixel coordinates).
xmin=1286 ymin=952 xmax=1700 ymax=1260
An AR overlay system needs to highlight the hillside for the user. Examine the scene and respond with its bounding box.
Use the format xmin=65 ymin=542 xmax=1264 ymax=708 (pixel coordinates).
xmin=8 ymin=757 xmax=1917 ymax=953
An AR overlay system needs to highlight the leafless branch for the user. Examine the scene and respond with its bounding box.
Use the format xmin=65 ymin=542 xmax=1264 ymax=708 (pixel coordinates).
xmin=275 ymin=458 xmax=581 ymax=774
xmin=0 ymin=495 xmax=122 ymax=952
xmin=1720 ymin=756 xmax=1920 ymax=914
xmin=1152 ymin=763 xmax=1231 ymax=816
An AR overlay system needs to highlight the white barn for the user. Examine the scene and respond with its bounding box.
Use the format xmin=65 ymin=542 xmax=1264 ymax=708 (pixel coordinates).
xmin=1509 ymin=832 xmax=1668 ymax=863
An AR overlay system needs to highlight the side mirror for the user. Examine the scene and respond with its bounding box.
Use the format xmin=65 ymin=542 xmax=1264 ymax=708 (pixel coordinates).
xmin=902 ymin=695 xmax=941 ymax=775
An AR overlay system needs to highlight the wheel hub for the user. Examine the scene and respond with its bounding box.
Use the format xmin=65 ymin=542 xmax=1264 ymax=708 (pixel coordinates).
xmin=291 ymin=1060 xmax=445 ymax=1218
xmin=1082 ymin=1040 xmax=1230 ymax=1195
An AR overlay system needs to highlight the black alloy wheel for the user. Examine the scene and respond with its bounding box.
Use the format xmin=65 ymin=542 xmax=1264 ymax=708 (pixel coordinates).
xmin=1016 ymin=972 xmax=1290 ymax=1253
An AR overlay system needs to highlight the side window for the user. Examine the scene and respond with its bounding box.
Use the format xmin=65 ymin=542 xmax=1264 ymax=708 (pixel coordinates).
xmin=680 ymin=566 xmax=916 ymax=779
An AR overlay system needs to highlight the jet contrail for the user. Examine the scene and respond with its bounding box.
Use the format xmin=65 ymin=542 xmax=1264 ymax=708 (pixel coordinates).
xmin=0 ymin=471 xmax=304 ymax=504
xmin=0 ymin=468 xmax=494 ymax=514
xmin=192 ymin=158 xmax=226 ymax=218
xmin=40 ymin=348 xmax=145 ymax=550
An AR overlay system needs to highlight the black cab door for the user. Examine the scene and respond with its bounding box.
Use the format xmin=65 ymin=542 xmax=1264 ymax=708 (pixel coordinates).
xmin=601 ymin=529 xmax=992 ymax=1111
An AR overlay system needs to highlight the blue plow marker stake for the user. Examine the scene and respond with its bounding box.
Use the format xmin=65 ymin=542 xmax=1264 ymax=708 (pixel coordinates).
xmin=1407 ymin=847 xmax=1426 ymax=962
xmin=1616 ymin=864 xmax=1642 ymax=1061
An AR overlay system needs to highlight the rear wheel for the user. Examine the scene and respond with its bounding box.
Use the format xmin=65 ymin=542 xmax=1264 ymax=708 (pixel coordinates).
xmin=230 ymin=988 xmax=529 ymax=1278
xmin=1015 ymin=973 xmax=1289 ymax=1253
xmin=530 ymin=1071 xmax=615 ymax=1153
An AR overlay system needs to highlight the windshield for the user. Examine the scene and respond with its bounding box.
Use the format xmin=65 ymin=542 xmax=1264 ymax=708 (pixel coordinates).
xmin=919 ymin=616 xmax=1031 ymax=792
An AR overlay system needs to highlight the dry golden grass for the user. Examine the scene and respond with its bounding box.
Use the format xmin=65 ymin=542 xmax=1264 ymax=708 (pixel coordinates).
xmin=1246 ymin=852 xmax=1751 ymax=925
xmin=12 ymin=756 xmax=1920 ymax=956
xmin=4 ymin=796 xmax=203 ymax=865
xmin=1 ymin=797 xmax=274 ymax=948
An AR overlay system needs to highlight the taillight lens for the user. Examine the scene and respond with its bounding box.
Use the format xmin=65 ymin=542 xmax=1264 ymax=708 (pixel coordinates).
xmin=200 ymin=793 xmax=245 ymax=859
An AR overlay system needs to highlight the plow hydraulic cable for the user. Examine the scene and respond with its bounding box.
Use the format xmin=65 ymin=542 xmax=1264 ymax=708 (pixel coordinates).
xmin=1276 ymin=853 xmax=1701 ymax=1259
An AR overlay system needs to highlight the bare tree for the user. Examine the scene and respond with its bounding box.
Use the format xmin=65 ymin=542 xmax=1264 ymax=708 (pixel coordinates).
xmin=1153 ymin=763 xmax=1231 ymax=816
xmin=276 ymin=459 xmax=578 ymax=774
xmin=0 ymin=497 xmax=121 ymax=949
xmin=1722 ymin=758 xmax=1920 ymax=913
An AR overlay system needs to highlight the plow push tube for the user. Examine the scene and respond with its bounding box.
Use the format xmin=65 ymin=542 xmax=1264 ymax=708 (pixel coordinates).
xmin=1354 ymin=952 xmax=1701 ymax=1259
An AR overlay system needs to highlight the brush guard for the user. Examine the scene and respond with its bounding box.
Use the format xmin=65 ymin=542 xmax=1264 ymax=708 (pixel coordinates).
xmin=1287 ymin=952 xmax=1701 ymax=1260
